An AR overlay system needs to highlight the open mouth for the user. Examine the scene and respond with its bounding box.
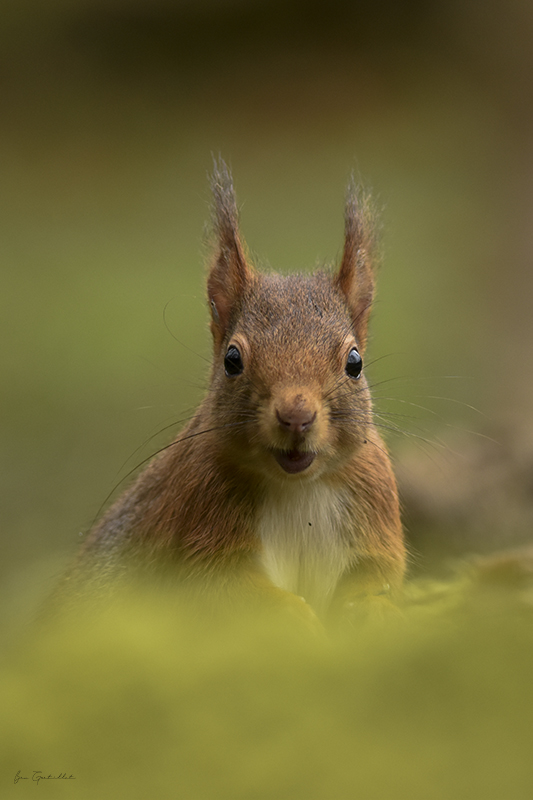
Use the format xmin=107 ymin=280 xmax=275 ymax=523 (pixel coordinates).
xmin=273 ymin=449 xmax=316 ymax=474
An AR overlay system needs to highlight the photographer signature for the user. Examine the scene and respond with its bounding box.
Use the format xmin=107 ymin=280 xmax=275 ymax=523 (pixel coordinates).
xmin=14 ymin=770 xmax=75 ymax=785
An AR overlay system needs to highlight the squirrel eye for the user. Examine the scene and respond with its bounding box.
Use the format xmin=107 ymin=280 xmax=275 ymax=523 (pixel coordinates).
xmin=345 ymin=348 xmax=362 ymax=379
xmin=224 ymin=345 xmax=244 ymax=377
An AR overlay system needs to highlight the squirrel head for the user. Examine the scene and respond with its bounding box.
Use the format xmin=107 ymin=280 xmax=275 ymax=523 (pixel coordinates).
xmin=206 ymin=159 xmax=378 ymax=482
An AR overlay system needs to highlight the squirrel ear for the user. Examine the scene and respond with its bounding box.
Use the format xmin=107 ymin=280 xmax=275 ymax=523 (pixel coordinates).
xmin=334 ymin=180 xmax=377 ymax=353
xmin=207 ymin=158 xmax=252 ymax=352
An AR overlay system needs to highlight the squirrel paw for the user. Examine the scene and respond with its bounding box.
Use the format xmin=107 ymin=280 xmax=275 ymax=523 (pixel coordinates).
xmin=337 ymin=594 xmax=403 ymax=632
xmin=281 ymin=593 xmax=325 ymax=637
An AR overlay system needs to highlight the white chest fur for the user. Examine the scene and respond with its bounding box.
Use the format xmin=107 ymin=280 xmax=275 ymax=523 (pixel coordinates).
xmin=256 ymin=481 xmax=354 ymax=616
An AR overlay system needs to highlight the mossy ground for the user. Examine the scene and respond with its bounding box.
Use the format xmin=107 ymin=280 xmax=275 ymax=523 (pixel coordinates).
xmin=2 ymin=567 xmax=533 ymax=800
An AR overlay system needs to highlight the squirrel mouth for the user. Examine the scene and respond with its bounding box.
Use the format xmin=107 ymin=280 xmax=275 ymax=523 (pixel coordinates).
xmin=273 ymin=449 xmax=316 ymax=474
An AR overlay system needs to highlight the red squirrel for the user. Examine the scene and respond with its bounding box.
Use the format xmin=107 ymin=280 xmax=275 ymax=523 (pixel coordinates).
xmin=64 ymin=160 xmax=406 ymax=630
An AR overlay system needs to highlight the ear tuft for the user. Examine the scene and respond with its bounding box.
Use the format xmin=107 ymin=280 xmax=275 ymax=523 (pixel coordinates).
xmin=207 ymin=157 xmax=252 ymax=352
xmin=334 ymin=177 xmax=378 ymax=352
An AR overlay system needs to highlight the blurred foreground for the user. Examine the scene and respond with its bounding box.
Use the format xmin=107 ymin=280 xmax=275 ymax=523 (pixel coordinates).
xmin=2 ymin=558 xmax=533 ymax=800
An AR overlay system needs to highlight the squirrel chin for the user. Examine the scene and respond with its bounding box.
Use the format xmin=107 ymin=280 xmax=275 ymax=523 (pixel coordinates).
xmin=273 ymin=449 xmax=316 ymax=475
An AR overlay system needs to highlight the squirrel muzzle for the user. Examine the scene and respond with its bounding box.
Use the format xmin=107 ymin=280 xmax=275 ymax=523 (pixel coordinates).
xmin=263 ymin=387 xmax=325 ymax=475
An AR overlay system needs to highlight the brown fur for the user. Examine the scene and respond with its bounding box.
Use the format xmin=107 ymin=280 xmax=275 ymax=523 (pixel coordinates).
xmin=63 ymin=160 xmax=406 ymax=631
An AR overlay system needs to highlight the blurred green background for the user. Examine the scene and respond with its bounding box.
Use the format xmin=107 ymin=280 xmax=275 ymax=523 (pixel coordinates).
xmin=2 ymin=0 xmax=533 ymax=603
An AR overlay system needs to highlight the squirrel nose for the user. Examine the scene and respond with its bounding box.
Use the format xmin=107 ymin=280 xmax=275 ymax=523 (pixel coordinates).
xmin=276 ymin=407 xmax=317 ymax=434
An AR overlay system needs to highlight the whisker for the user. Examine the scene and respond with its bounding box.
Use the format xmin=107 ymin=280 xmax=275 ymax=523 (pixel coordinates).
xmin=363 ymin=352 xmax=405 ymax=370
xmin=372 ymin=395 xmax=498 ymax=446
xmin=163 ymin=299 xmax=211 ymax=364
xmin=114 ymin=412 xmax=201 ymax=476
xmin=323 ymin=375 xmax=349 ymax=401
xmin=325 ymin=375 xmax=413 ymax=405
xmin=330 ymin=410 xmax=450 ymax=460
xmin=91 ymin=420 xmax=250 ymax=527
xmin=411 ymin=394 xmax=486 ymax=418
xmin=360 ymin=437 xmax=391 ymax=459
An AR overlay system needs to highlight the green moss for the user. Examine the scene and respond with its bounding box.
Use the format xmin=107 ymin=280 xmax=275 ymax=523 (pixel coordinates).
xmin=2 ymin=574 xmax=533 ymax=800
